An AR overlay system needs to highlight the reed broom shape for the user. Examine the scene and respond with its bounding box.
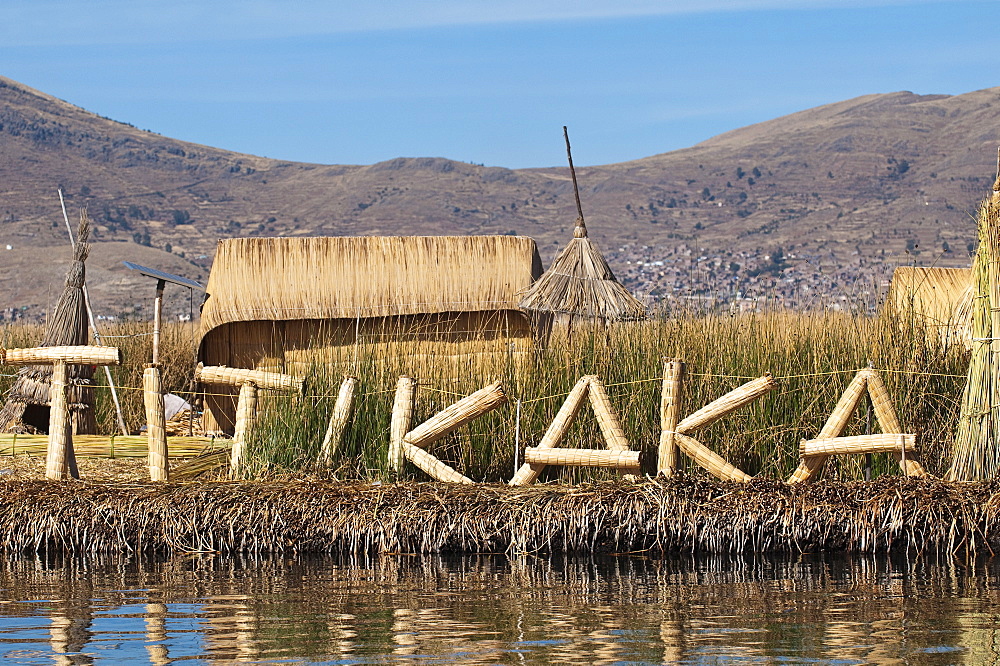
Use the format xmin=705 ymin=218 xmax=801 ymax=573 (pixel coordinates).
xmin=800 ymin=433 xmax=914 ymax=457
xmin=509 ymin=376 xmax=592 ymax=485
xmin=950 ymin=173 xmax=1000 ymax=481
xmin=658 ymin=358 xmax=684 ymax=476
xmin=523 ymin=447 xmax=640 ymax=470
xmin=388 ymin=376 xmax=416 ymax=473
xmin=230 ymin=381 xmax=258 ymax=477
xmin=317 ymin=376 xmax=357 ymax=466
xmin=46 ymin=361 xmax=71 ymax=480
xmin=143 ymin=366 xmax=169 ymax=481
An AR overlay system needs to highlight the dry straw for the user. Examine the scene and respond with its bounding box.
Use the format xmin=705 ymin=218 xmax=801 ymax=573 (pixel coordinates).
xmin=143 ymin=366 xmax=169 ymax=481
xmin=800 ymin=433 xmax=914 ymax=457
xmin=951 ymin=165 xmax=1000 ymax=481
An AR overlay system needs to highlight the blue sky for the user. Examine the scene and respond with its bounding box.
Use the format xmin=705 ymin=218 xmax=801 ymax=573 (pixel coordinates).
xmin=2 ymin=0 xmax=998 ymax=168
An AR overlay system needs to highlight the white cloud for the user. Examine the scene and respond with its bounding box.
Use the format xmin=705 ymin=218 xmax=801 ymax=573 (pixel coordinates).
xmin=1 ymin=0 xmax=972 ymax=46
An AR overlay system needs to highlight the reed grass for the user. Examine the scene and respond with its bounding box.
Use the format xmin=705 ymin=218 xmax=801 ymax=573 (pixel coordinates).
xmin=1 ymin=307 xmax=968 ymax=483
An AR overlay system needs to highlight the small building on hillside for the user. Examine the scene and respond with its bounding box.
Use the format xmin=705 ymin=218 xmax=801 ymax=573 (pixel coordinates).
xmin=198 ymin=235 xmax=544 ymax=432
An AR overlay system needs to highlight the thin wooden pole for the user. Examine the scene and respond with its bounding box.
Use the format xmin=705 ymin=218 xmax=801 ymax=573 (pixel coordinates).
xmin=152 ymin=279 xmax=165 ymax=366
xmin=563 ymin=126 xmax=588 ymax=238
xmin=318 ymin=376 xmax=357 ymax=466
xmin=230 ymin=381 xmax=258 ymax=478
xmin=144 ymin=365 xmax=169 ymax=481
xmin=658 ymin=358 xmax=685 ymax=476
xmin=45 ymin=361 xmax=71 ymax=480
xmin=388 ymin=376 xmax=417 ymax=473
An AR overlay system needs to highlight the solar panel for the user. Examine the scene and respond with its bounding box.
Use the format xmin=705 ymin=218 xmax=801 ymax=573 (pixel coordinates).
xmin=122 ymin=261 xmax=204 ymax=290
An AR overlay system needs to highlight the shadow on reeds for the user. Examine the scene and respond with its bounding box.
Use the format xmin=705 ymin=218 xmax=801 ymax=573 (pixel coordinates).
xmin=0 ymin=308 xmax=968 ymax=483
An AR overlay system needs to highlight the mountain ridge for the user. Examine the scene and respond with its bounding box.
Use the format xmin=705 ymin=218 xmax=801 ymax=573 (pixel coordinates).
xmin=1 ymin=76 xmax=997 ymax=319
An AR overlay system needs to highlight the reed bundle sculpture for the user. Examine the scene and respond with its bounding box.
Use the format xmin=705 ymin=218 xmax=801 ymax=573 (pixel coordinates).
xmin=194 ymin=363 xmax=305 ymax=477
xmin=517 ymin=127 xmax=646 ymax=326
xmin=950 ymin=160 xmax=1000 ymax=481
xmin=0 ymin=215 xmax=97 ymax=435
xmin=789 ymin=369 xmax=927 ymax=484
xmin=390 ymin=379 xmax=508 ymax=483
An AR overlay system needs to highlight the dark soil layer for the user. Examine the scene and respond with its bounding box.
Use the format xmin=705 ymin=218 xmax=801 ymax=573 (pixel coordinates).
xmin=0 ymin=476 xmax=997 ymax=556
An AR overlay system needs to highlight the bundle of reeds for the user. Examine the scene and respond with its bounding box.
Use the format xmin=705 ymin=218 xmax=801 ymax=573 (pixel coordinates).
xmin=950 ymin=168 xmax=1000 ymax=481
xmin=517 ymin=128 xmax=646 ymax=323
xmin=0 ymin=214 xmax=95 ymax=434
xmin=0 ymin=476 xmax=996 ymax=556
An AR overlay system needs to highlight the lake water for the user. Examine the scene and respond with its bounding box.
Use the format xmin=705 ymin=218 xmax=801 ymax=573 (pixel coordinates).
xmin=0 ymin=551 xmax=997 ymax=664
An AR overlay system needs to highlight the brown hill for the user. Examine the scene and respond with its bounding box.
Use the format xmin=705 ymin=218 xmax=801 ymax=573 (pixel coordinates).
xmin=1 ymin=75 xmax=997 ymax=319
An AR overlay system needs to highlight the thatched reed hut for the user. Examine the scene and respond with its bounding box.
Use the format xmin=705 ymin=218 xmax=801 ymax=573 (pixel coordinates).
xmin=885 ymin=266 xmax=972 ymax=348
xmin=0 ymin=216 xmax=96 ymax=435
xmin=198 ymin=235 xmax=544 ymax=432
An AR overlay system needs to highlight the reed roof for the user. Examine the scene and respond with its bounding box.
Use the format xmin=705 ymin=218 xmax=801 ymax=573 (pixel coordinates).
xmin=199 ymin=236 xmax=543 ymax=335
xmin=887 ymin=266 xmax=971 ymax=324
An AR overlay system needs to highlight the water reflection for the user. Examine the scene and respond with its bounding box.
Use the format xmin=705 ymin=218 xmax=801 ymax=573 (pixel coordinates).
xmin=0 ymin=552 xmax=997 ymax=663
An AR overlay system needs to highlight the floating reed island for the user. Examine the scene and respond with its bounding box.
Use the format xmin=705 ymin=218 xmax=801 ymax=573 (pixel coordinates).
xmin=0 ymin=476 xmax=998 ymax=556
xmin=10 ymin=148 xmax=1000 ymax=556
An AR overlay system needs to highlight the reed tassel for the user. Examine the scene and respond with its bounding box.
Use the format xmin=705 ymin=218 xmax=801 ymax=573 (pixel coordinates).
xmin=388 ymin=377 xmax=417 ymax=473
xmin=403 ymin=382 xmax=507 ymax=449
xmin=524 ymin=447 xmax=640 ymax=469
xmin=658 ymin=358 xmax=684 ymax=476
xmin=231 ymin=381 xmax=258 ymax=477
xmin=787 ymin=370 xmax=869 ymax=484
xmin=45 ymin=361 xmax=71 ymax=481
xmin=143 ymin=366 xmax=169 ymax=481
xmin=402 ymin=441 xmax=474 ymax=484
xmin=318 ymin=376 xmax=357 ymax=466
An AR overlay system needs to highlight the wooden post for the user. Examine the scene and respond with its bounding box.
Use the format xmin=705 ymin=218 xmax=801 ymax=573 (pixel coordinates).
xmin=143 ymin=365 xmax=169 ymax=481
xmin=152 ymin=279 xmax=165 ymax=366
xmin=231 ymin=381 xmax=258 ymax=477
xmin=45 ymin=361 xmax=71 ymax=480
xmin=388 ymin=377 xmax=417 ymax=473
xmin=318 ymin=376 xmax=357 ymax=466
xmin=509 ymin=376 xmax=591 ymax=486
xmin=658 ymin=358 xmax=685 ymax=476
